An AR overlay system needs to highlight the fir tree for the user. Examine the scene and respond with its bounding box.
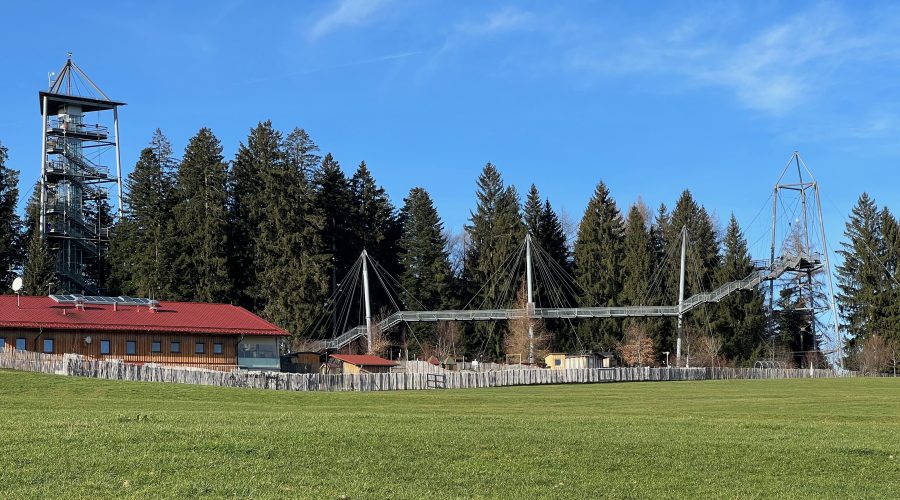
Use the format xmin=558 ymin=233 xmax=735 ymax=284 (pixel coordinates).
xmin=573 ymin=181 xmax=625 ymax=351
xmin=464 ymin=163 xmax=525 ymax=360
xmin=836 ymin=193 xmax=884 ymax=348
xmin=171 ymin=128 xmax=231 ymax=303
xmin=713 ymin=214 xmax=766 ymax=362
xmin=0 ymin=142 xmax=20 ymax=285
xmin=398 ymin=187 xmax=454 ymax=352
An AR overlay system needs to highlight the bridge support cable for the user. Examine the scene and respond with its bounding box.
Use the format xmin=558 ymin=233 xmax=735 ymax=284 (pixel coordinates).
xmin=528 ymin=237 xmax=586 ymax=353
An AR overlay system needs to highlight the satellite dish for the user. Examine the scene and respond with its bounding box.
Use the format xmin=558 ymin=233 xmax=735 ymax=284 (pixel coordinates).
xmin=11 ymin=277 xmax=23 ymax=293
xmin=84 ymin=336 xmax=92 ymax=344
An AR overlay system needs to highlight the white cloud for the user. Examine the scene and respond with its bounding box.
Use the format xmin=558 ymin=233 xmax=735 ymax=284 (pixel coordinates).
xmin=309 ymin=0 xmax=393 ymax=40
xmin=456 ymin=6 xmax=535 ymax=35
xmin=567 ymin=3 xmax=900 ymax=115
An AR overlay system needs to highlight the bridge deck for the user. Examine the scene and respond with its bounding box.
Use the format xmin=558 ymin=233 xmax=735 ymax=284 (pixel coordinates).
xmin=314 ymin=254 xmax=806 ymax=351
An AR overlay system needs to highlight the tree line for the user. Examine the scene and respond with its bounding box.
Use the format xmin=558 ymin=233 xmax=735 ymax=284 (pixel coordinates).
xmin=0 ymin=128 xmax=895 ymax=367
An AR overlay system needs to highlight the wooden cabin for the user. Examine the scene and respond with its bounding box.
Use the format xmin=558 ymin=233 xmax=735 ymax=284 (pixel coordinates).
xmin=329 ymin=354 xmax=396 ymax=374
xmin=280 ymin=351 xmax=323 ymax=373
xmin=544 ymin=352 xmax=616 ymax=370
xmin=0 ymin=295 xmax=288 ymax=371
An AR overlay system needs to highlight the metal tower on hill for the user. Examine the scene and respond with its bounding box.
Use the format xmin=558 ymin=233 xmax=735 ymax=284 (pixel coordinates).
xmin=39 ymin=55 xmax=124 ymax=294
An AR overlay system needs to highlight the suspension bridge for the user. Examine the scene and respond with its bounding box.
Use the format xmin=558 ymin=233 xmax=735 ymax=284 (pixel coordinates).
xmin=308 ymin=152 xmax=844 ymax=368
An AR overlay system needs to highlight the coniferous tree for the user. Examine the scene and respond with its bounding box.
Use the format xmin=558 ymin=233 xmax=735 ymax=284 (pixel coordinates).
xmin=108 ymin=130 xmax=178 ymax=298
xmin=21 ymin=184 xmax=56 ymax=294
xmin=836 ymin=193 xmax=885 ymax=349
xmin=539 ymin=199 xmax=570 ymax=274
xmin=314 ymin=154 xmax=356 ymax=298
xmin=171 ymin=128 xmax=231 ymax=303
xmin=398 ymin=187 xmax=454 ymax=352
xmin=256 ymin=128 xmax=329 ymax=340
xmin=713 ymin=214 xmax=766 ymax=362
xmin=464 ymin=163 xmax=525 ymax=360
xmin=229 ymin=121 xmax=282 ymax=310
xmin=351 ymin=161 xmax=402 ymax=312
xmin=573 ymin=181 xmax=625 ymax=351
xmin=284 ymin=127 xmax=322 ymax=182
xmin=621 ymin=204 xmax=654 ymax=307
xmin=875 ymin=209 xmax=900 ymax=346
xmin=664 ymin=190 xmax=720 ymax=354
xmin=523 ymin=185 xmax=543 ymax=238
xmin=0 ymin=142 xmax=20 ymax=285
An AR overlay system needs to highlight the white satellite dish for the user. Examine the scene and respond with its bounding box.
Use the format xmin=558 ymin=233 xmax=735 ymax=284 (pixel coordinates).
xmin=11 ymin=277 xmax=23 ymax=293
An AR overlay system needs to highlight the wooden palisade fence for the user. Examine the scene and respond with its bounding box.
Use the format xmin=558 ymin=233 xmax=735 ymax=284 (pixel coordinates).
xmin=0 ymin=351 xmax=855 ymax=393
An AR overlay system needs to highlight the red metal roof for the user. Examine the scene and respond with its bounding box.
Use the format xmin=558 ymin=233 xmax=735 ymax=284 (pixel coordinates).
xmin=0 ymin=296 xmax=288 ymax=336
xmin=330 ymin=354 xmax=396 ymax=367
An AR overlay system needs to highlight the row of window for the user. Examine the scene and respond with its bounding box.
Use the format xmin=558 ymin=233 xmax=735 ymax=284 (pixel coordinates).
xmin=0 ymin=337 xmax=224 ymax=355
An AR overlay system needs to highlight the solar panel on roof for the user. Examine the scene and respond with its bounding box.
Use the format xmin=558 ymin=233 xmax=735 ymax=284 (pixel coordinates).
xmin=49 ymin=295 xmax=156 ymax=305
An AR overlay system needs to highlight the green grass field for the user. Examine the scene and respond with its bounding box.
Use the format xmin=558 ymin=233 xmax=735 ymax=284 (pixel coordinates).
xmin=0 ymin=371 xmax=897 ymax=499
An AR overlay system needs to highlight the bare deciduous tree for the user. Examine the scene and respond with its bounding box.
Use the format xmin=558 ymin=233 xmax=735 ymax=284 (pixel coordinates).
xmin=860 ymin=334 xmax=891 ymax=375
xmin=505 ymin=284 xmax=550 ymax=363
xmin=617 ymin=322 xmax=656 ymax=367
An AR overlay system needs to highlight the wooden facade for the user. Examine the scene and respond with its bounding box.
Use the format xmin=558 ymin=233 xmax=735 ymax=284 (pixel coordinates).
xmin=0 ymin=329 xmax=240 ymax=370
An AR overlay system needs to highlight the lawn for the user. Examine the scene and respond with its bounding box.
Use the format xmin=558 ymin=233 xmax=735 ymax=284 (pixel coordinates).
xmin=0 ymin=371 xmax=897 ymax=499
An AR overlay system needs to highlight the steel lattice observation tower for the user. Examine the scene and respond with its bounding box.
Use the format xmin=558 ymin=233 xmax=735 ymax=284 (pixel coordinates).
xmin=39 ymin=55 xmax=124 ymax=295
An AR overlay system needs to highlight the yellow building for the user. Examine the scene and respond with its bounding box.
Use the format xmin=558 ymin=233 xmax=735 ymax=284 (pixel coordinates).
xmin=329 ymin=354 xmax=396 ymax=374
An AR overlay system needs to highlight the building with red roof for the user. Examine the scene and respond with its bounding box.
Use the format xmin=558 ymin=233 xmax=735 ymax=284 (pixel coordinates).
xmin=0 ymin=295 xmax=288 ymax=371
xmin=329 ymin=354 xmax=397 ymax=374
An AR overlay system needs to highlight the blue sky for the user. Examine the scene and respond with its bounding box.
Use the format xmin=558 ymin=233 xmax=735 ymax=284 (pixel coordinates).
xmin=2 ymin=0 xmax=899 ymax=261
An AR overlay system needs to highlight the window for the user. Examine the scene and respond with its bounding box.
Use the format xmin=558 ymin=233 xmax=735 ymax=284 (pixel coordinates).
xmin=195 ymin=342 xmax=204 ymax=354
xmin=100 ymin=340 xmax=111 ymax=355
xmin=126 ymin=341 xmax=137 ymax=355
xmin=0 ymin=337 xmax=5 ymax=349
xmin=554 ymin=359 xmax=562 ymax=366
xmin=43 ymin=339 xmax=54 ymax=353
xmin=170 ymin=341 xmax=180 ymax=353
xmin=213 ymin=343 xmax=223 ymax=355
xmin=151 ymin=341 xmax=161 ymax=353
xmin=16 ymin=338 xmax=26 ymax=351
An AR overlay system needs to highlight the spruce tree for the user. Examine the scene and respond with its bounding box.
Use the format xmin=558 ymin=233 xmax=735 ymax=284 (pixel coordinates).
xmin=109 ymin=130 xmax=177 ymax=298
xmin=523 ymin=185 xmax=543 ymax=238
xmin=21 ymin=184 xmax=56 ymax=294
xmin=464 ymin=163 xmax=525 ymax=360
xmin=621 ymin=204 xmax=654 ymax=306
xmin=351 ymin=161 xmax=402 ymax=311
xmin=836 ymin=193 xmax=884 ymax=348
xmin=664 ymin=190 xmax=720 ymax=352
xmin=314 ymin=154 xmax=356 ymax=298
xmin=229 ymin=121 xmax=283 ymax=310
xmin=713 ymin=214 xmax=766 ymax=362
xmin=256 ymin=128 xmax=329 ymax=341
xmin=398 ymin=187 xmax=454 ymax=352
xmin=284 ymin=127 xmax=322 ymax=182
xmin=573 ymin=181 xmax=625 ymax=351
xmin=0 ymin=142 xmax=20 ymax=286
xmin=877 ymin=208 xmax=900 ymax=345
xmin=539 ymin=199 xmax=570 ymax=274
xmin=171 ymin=128 xmax=231 ymax=303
